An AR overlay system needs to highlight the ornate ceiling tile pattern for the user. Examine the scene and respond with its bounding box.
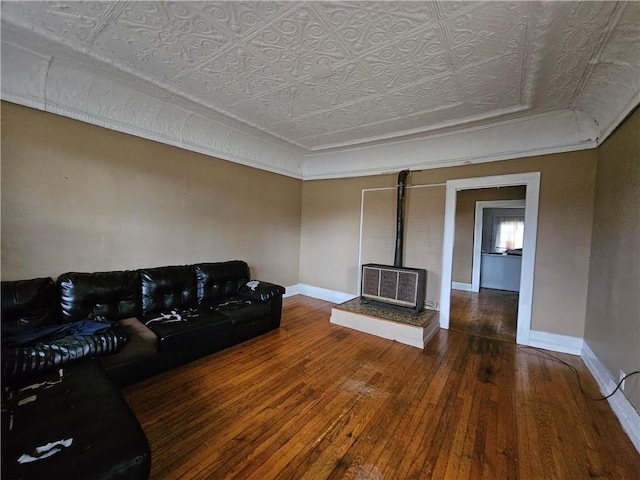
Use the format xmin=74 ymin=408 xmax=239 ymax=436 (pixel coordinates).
xmin=311 ymin=1 xmax=439 ymax=54
xmin=178 ymin=45 xmax=289 ymax=104
xmin=1 ymin=0 xmax=638 ymax=174
xmin=575 ymin=1 xmax=640 ymax=139
xmin=0 ymin=0 xmax=536 ymax=150
xmin=247 ymin=4 xmax=351 ymax=80
xmin=93 ymin=2 xmax=232 ymax=80
xmin=359 ymin=26 xmax=450 ymax=89
xmin=1 ymin=1 xmax=119 ymax=44
xmin=442 ymin=1 xmax=526 ymax=69
xmin=536 ymin=2 xmax=617 ymax=109
xmin=298 ymin=62 xmax=378 ymax=107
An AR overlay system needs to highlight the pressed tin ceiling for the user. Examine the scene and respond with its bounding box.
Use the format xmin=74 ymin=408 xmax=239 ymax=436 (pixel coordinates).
xmin=1 ymin=1 xmax=639 ymax=179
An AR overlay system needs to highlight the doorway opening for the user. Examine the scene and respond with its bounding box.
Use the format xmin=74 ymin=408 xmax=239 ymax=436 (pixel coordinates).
xmin=450 ymin=194 xmax=526 ymax=341
xmin=449 ymin=288 xmax=519 ymax=341
xmin=439 ymin=172 xmax=541 ymax=346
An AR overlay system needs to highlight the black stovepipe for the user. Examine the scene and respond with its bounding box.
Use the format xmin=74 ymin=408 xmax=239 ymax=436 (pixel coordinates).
xmin=394 ymin=169 xmax=410 ymax=268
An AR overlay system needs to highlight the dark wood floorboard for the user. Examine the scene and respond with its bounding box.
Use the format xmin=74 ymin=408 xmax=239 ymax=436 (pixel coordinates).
xmin=122 ymin=295 xmax=640 ymax=479
xmin=450 ymin=288 xmax=518 ymax=342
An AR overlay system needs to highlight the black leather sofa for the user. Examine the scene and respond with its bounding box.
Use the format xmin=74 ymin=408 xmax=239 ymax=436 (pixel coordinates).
xmin=1 ymin=260 xmax=285 ymax=479
xmin=3 ymin=260 xmax=285 ymax=386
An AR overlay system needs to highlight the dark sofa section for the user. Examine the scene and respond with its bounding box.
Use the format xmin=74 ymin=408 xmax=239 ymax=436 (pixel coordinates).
xmin=140 ymin=265 xmax=196 ymax=315
xmin=2 ymin=361 xmax=151 ymax=480
xmin=1 ymin=277 xmax=60 ymax=334
xmin=55 ymin=269 xmax=159 ymax=387
xmin=195 ymin=260 xmax=250 ymax=302
xmin=1 ymin=262 xmax=285 ymax=387
xmin=52 ymin=260 xmax=285 ymax=387
xmin=1 ymin=260 xmax=285 ymax=479
xmin=58 ymin=270 xmax=142 ymax=323
xmin=1 ymin=260 xmax=285 ymax=387
xmin=1 ymin=277 xmax=127 ymax=380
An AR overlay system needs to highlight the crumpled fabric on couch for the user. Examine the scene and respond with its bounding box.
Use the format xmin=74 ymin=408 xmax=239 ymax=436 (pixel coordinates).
xmin=2 ymin=317 xmax=117 ymax=348
xmin=2 ymin=324 xmax=127 ymax=381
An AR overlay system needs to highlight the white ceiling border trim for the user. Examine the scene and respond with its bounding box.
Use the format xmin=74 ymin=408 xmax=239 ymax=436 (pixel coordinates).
xmin=1 ymin=39 xmax=617 ymax=182
xmin=302 ymin=111 xmax=599 ymax=180
xmin=1 ymin=41 xmax=304 ymax=179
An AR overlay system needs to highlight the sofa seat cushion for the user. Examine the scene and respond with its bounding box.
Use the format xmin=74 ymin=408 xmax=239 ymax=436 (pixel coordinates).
xmin=99 ymin=318 xmax=158 ymax=369
xmin=202 ymin=298 xmax=270 ymax=326
xmin=142 ymin=307 xmax=231 ymax=353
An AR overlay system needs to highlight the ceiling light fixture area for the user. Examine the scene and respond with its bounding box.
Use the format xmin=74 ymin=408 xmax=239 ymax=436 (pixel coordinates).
xmin=308 ymin=62 xmax=335 ymax=80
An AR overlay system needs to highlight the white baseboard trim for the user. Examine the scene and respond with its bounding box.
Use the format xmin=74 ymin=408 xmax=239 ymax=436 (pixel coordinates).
xmin=285 ymin=283 xmax=356 ymax=304
xmin=283 ymin=284 xmax=300 ymax=298
xmin=528 ymin=330 xmax=584 ymax=355
xmin=452 ymin=282 xmax=473 ymax=292
xmin=581 ymin=342 xmax=640 ymax=454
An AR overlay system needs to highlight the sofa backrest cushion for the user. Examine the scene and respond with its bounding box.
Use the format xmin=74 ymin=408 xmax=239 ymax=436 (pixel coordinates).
xmin=140 ymin=265 xmax=196 ymax=315
xmin=195 ymin=261 xmax=250 ymax=304
xmin=1 ymin=277 xmax=60 ymax=333
xmin=58 ymin=270 xmax=142 ymax=323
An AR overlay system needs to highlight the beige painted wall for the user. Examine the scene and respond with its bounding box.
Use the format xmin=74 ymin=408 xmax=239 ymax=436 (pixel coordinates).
xmin=300 ymin=149 xmax=597 ymax=338
xmin=2 ymin=101 xmax=606 ymax=343
xmin=360 ymin=184 xmax=445 ymax=307
xmin=452 ymin=186 xmax=526 ymax=284
xmin=300 ymin=175 xmax=390 ymax=296
xmin=584 ymin=107 xmax=640 ymax=410
xmin=1 ymin=102 xmax=302 ymax=286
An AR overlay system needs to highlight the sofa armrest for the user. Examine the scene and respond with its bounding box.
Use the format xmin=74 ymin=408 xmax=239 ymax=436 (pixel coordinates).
xmin=237 ymin=281 xmax=285 ymax=303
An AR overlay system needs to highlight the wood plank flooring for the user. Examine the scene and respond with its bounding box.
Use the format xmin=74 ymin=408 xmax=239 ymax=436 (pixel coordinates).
xmin=122 ymin=295 xmax=640 ymax=479
xmin=450 ymin=288 xmax=518 ymax=342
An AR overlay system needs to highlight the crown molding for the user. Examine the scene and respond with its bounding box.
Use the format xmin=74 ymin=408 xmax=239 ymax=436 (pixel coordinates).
xmin=0 ymin=34 xmax=620 ymax=182
xmin=301 ymin=110 xmax=599 ymax=180
xmin=1 ymin=40 xmax=304 ymax=179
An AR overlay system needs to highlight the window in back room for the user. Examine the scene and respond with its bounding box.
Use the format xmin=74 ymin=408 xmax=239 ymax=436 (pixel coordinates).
xmin=493 ymin=216 xmax=525 ymax=253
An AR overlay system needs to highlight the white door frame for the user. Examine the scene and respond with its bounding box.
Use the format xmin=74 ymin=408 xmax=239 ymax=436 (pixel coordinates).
xmin=471 ymin=199 xmax=526 ymax=292
xmin=440 ymin=172 xmax=541 ymax=345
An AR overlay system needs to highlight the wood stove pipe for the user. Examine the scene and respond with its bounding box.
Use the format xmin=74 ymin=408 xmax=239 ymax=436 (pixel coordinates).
xmin=394 ymin=170 xmax=410 ymax=268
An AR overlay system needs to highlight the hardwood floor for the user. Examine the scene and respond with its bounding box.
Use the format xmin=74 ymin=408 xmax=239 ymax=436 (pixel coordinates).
xmin=122 ymin=295 xmax=640 ymax=479
xmin=450 ymin=288 xmax=518 ymax=342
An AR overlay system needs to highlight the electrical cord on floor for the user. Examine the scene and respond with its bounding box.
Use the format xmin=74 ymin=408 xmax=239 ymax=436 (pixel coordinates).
xmin=522 ymin=345 xmax=639 ymax=401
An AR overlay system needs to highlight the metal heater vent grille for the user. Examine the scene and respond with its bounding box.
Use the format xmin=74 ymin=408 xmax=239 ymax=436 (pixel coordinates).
xmin=397 ymin=271 xmax=418 ymax=303
xmin=362 ymin=268 xmax=380 ymax=297
xmin=361 ymin=264 xmax=426 ymax=311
